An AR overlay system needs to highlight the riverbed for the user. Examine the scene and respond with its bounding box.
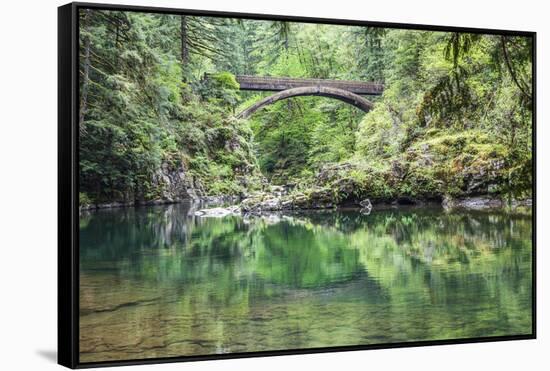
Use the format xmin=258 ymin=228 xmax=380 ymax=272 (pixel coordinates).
xmin=79 ymin=202 xmax=533 ymax=362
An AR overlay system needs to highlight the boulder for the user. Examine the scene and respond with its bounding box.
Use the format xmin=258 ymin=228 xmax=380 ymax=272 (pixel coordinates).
xmin=305 ymin=188 xmax=335 ymax=209
xmin=240 ymin=192 xmax=268 ymax=212
xmin=260 ymin=198 xmax=281 ymax=210
xmin=442 ymin=196 xmax=504 ymax=210
xmin=461 ymin=159 xmax=507 ymax=195
xmin=152 ymin=161 xmax=203 ymax=202
xmin=268 ymin=185 xmax=286 ymax=197
xmin=194 ymin=206 xmax=241 ymax=218
xmin=240 ymin=186 xmax=337 ymax=213
xmin=359 ymin=198 xmax=372 ymax=209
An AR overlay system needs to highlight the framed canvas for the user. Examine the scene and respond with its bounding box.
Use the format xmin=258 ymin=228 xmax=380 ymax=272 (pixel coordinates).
xmin=58 ymin=2 xmax=536 ymax=368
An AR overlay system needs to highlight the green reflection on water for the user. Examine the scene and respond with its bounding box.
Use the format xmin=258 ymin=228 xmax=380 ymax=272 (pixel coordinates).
xmin=79 ymin=203 xmax=532 ymax=362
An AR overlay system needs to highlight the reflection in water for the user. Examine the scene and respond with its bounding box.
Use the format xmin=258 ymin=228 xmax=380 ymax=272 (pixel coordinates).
xmin=79 ymin=203 xmax=532 ymax=362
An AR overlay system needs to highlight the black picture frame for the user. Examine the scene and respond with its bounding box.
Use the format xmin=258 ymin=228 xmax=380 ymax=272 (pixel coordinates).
xmin=58 ymin=2 xmax=537 ymax=368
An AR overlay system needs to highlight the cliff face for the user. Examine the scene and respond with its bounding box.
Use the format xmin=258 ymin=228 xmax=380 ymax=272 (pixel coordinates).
xmin=152 ymin=162 xmax=204 ymax=202
xmin=79 ymin=114 xmax=263 ymax=210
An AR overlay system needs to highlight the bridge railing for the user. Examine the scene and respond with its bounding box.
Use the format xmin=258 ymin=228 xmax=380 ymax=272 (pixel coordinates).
xmin=235 ymin=75 xmax=383 ymax=95
xmin=203 ymin=73 xmax=384 ymax=95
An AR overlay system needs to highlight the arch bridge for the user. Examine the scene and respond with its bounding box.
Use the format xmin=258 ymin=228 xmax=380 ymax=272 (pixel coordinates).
xmin=233 ymin=75 xmax=384 ymax=119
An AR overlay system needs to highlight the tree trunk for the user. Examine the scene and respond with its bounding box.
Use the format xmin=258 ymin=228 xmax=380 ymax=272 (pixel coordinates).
xmin=501 ymin=36 xmax=531 ymax=101
xmin=79 ymin=9 xmax=91 ymax=131
xmin=180 ymin=15 xmax=189 ymax=82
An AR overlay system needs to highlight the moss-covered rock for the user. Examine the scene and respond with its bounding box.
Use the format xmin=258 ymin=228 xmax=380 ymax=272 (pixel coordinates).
xmin=290 ymin=129 xmax=529 ymax=208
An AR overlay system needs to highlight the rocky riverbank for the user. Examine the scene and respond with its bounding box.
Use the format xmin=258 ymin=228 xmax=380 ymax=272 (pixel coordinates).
xmin=193 ymin=182 xmax=531 ymax=217
xmin=80 ymin=157 xmax=531 ymax=214
xmin=79 ymin=195 xmax=240 ymax=211
xmin=80 ymin=181 xmax=531 ymax=215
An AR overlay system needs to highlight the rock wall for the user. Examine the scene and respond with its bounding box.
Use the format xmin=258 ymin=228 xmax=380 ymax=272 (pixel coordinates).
xmin=152 ymin=162 xmax=205 ymax=202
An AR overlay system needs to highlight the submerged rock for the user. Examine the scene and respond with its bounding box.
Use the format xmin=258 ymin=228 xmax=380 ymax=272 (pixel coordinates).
xmin=239 ymin=186 xmax=336 ymax=214
xmin=194 ymin=206 xmax=241 ymax=218
xmin=442 ymin=196 xmax=503 ymax=210
xmin=359 ymin=198 xmax=372 ymax=215
xmin=443 ymin=196 xmax=533 ymax=210
xmin=359 ymin=198 xmax=372 ymax=209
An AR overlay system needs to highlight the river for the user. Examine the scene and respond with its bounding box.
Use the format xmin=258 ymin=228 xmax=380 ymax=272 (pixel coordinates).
xmin=79 ymin=202 xmax=532 ymax=362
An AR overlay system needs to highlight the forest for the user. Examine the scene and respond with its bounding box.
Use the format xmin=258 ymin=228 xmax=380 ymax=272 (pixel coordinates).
xmin=78 ymin=9 xmax=533 ymax=209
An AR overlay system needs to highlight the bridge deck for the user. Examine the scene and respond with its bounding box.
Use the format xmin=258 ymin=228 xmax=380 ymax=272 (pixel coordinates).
xmin=234 ymin=75 xmax=383 ymax=95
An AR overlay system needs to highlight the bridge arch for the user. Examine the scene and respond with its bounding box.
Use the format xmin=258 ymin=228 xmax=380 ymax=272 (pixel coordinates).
xmin=236 ymin=86 xmax=374 ymax=119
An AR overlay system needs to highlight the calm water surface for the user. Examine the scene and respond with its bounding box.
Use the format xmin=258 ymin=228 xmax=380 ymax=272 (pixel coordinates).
xmin=79 ymin=202 xmax=532 ymax=362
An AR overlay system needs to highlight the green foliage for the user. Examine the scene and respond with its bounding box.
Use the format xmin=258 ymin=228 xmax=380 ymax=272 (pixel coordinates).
xmin=349 ymin=29 xmax=532 ymax=201
xmin=211 ymin=71 xmax=240 ymax=89
xmin=78 ymin=9 xmax=533 ymax=205
xmin=79 ymin=10 xmax=260 ymax=202
xmin=195 ymin=71 xmax=241 ymax=108
xmin=355 ymin=104 xmax=400 ymax=158
xmin=79 ymin=192 xmax=92 ymax=206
